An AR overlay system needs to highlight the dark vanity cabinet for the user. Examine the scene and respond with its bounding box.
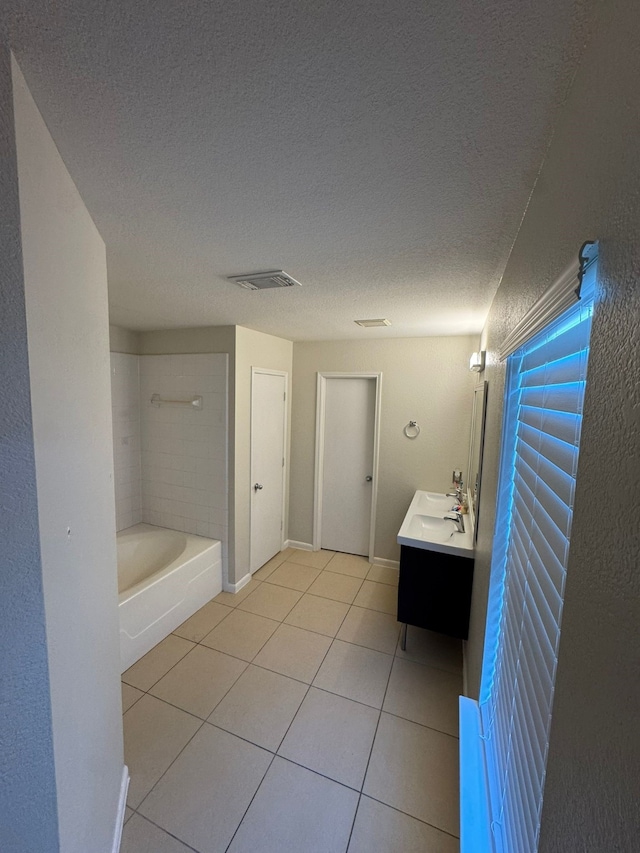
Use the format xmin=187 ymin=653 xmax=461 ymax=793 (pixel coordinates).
xmin=397 ymin=544 xmax=474 ymax=640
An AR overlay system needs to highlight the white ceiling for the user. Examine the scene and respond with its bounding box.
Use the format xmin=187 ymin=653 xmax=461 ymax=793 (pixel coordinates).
xmin=4 ymin=0 xmax=596 ymax=340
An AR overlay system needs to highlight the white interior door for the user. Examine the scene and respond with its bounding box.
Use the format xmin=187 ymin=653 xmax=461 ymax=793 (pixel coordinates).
xmin=320 ymin=377 xmax=376 ymax=556
xmin=250 ymin=369 xmax=287 ymax=573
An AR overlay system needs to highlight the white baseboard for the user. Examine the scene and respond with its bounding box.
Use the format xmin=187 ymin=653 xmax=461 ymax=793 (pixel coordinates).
xmin=224 ymin=572 xmax=251 ymax=593
xmin=111 ymin=765 xmax=130 ymax=853
xmin=285 ymin=540 xmax=313 ymax=551
xmin=372 ymin=557 xmax=400 ymax=570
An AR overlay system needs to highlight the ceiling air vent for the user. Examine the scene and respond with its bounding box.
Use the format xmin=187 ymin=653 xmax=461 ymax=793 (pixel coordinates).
xmin=354 ymin=318 xmax=391 ymax=328
xmin=227 ymin=270 xmax=302 ymax=291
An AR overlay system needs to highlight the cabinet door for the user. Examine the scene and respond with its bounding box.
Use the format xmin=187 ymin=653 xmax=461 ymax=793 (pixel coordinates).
xmin=398 ymin=546 xmax=474 ymax=640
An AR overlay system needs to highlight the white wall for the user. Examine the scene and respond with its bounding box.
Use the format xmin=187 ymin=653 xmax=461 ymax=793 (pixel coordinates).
xmin=289 ymin=336 xmax=477 ymax=561
xmin=234 ymin=326 xmax=293 ymax=583
xmin=466 ymin=2 xmax=640 ymax=848
xmin=13 ymin=56 xmax=124 ymax=853
xmin=0 ymin=43 xmax=59 ymax=853
xmin=110 ymin=353 xmax=142 ymax=531
xmin=140 ymin=354 xmax=228 ymax=546
xmin=109 ymin=324 xmax=140 ymax=354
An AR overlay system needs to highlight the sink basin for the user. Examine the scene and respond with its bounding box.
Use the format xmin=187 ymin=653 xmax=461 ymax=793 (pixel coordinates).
xmin=406 ymin=514 xmax=457 ymax=542
xmin=413 ymin=492 xmax=455 ymax=514
xmin=397 ymin=490 xmax=474 ymax=558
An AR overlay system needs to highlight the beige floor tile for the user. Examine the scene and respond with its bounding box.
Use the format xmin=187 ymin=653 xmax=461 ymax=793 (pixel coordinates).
xmin=395 ymin=626 xmax=463 ymax=674
xmin=306 ymin=570 xmax=363 ymax=604
xmin=227 ymin=757 xmax=359 ymax=853
xmin=238 ymin=583 xmax=303 ymax=621
xmin=325 ymin=552 xmax=371 ymax=578
xmin=122 ymin=635 xmax=195 ymax=692
xmin=364 ymin=713 xmax=459 ymax=836
xmin=253 ymin=624 xmax=332 ymax=683
xmin=209 ymin=665 xmax=307 ymax=751
xmin=383 ymin=658 xmax=462 ymax=736
xmin=348 ymin=796 xmax=459 ymax=853
xmin=313 ymin=639 xmax=393 ymax=708
xmin=336 ymin=606 xmax=401 ymax=654
xmin=353 ymin=580 xmax=398 ymax=615
xmin=252 ymin=547 xmax=294 ymax=580
xmin=149 ymin=645 xmax=247 ymax=719
xmin=284 ymin=593 xmax=350 ymax=637
xmin=172 ymin=599 xmax=232 ymax=642
xmin=366 ymin=564 xmax=399 ymax=586
xmin=287 ymin=548 xmax=335 ymax=569
xmin=214 ymin=577 xmax=262 ymax=607
xmin=264 ymin=560 xmax=321 ymax=591
xmin=120 ymin=813 xmax=194 ymax=853
xmin=139 ymin=724 xmax=272 ymax=853
xmin=278 ymin=687 xmax=378 ymax=790
xmin=124 ymin=694 xmax=201 ymax=808
xmin=122 ymin=682 xmax=144 ymax=713
xmin=200 ymin=608 xmax=280 ymax=661
xmin=124 ymin=807 xmax=134 ymax=824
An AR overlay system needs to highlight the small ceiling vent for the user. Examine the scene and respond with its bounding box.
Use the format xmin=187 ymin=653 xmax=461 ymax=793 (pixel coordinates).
xmin=354 ymin=318 xmax=391 ymax=328
xmin=228 ymin=270 xmax=302 ymax=291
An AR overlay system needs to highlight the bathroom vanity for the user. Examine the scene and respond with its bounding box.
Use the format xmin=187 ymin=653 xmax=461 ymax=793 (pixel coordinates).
xmin=396 ymin=490 xmax=475 ymax=641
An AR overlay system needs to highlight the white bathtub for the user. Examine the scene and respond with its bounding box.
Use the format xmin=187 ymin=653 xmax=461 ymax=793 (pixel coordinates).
xmin=117 ymin=523 xmax=222 ymax=672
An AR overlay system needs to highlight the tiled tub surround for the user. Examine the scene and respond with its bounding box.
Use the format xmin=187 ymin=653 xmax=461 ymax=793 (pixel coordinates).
xmin=121 ymin=549 xmax=462 ymax=853
xmin=111 ymin=353 xmax=142 ymax=531
xmin=110 ymin=352 xmax=228 ymax=551
xmin=139 ymin=354 xmax=228 ymax=545
xmin=118 ymin=523 xmax=222 ymax=672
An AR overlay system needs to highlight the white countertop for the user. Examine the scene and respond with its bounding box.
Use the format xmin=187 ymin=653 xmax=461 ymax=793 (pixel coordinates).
xmin=397 ymin=490 xmax=475 ymax=559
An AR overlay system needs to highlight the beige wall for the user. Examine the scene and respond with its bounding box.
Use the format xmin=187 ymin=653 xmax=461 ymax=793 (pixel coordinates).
xmin=466 ymin=2 xmax=640 ymax=848
xmin=109 ymin=324 xmax=140 ymax=354
xmin=13 ymin=57 xmax=124 ymax=852
xmin=0 ymin=43 xmax=59 ymax=853
xmin=136 ymin=325 xmax=293 ymax=585
xmin=289 ymin=336 xmax=477 ymax=561
xmin=138 ymin=325 xmax=236 ymax=356
xmin=234 ymin=326 xmax=293 ymax=582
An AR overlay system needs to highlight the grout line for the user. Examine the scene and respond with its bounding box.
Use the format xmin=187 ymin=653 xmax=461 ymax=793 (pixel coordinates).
xmin=123 ymin=570 xmax=461 ymax=849
xmin=131 ymin=646 xmax=255 ymax=816
xmin=357 ymin=793 xmax=461 ymax=840
xmin=377 ymin=708 xmax=460 ymax=740
xmin=222 ymin=752 xmax=278 ymax=852
xmin=132 ymin=715 xmax=207 ymax=814
xmin=122 ymin=637 xmax=197 ymax=693
xmin=268 ymin=754 xmax=364 ymax=795
xmin=218 ymin=587 xmax=348 ymax=853
xmin=203 ymin=718 xmax=279 ymax=755
xmin=345 ymin=793 xmax=362 ymax=853
xmin=126 ymin=811 xmax=203 ymax=852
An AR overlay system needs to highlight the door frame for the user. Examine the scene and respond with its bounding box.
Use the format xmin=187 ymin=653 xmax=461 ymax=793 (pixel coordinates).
xmin=313 ymin=372 xmax=382 ymax=561
xmin=250 ymin=367 xmax=289 ymax=573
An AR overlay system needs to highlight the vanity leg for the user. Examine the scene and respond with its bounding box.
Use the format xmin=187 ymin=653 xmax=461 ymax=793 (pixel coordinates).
xmin=400 ymin=623 xmax=408 ymax=651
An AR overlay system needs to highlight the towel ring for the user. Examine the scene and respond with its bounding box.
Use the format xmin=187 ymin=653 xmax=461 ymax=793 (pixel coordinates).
xmin=404 ymin=420 xmax=420 ymax=439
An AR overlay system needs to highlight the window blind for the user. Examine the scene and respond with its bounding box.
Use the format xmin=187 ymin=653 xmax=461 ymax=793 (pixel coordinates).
xmin=466 ymin=250 xmax=596 ymax=853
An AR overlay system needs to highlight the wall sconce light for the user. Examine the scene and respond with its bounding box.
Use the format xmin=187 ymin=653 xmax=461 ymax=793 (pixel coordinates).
xmin=470 ymin=351 xmax=486 ymax=372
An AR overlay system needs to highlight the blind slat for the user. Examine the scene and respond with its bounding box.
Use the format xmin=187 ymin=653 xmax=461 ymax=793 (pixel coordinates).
xmin=477 ymin=256 xmax=595 ymax=853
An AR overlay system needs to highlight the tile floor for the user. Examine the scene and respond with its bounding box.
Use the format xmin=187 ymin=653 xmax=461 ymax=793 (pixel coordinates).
xmin=120 ymin=548 xmax=462 ymax=853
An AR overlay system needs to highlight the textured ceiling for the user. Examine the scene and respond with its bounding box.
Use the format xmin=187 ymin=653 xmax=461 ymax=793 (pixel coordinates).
xmin=3 ymin=0 xmax=597 ymax=339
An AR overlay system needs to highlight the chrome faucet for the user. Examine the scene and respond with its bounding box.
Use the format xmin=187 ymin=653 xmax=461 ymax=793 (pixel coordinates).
xmin=443 ymin=511 xmax=465 ymax=534
xmin=446 ymin=487 xmax=464 ymax=505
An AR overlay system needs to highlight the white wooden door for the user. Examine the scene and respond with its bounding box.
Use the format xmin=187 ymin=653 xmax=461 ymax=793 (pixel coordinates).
xmin=321 ymin=377 xmax=376 ymax=556
xmin=250 ymin=369 xmax=287 ymax=573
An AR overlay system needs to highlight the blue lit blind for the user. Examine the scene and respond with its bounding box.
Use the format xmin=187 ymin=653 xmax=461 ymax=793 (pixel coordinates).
xmin=478 ymin=258 xmax=596 ymax=853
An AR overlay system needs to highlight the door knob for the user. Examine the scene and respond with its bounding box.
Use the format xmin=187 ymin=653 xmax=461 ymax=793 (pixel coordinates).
xmin=254 ymin=483 xmax=264 ymax=490
xmin=365 ymin=476 xmax=373 ymax=482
